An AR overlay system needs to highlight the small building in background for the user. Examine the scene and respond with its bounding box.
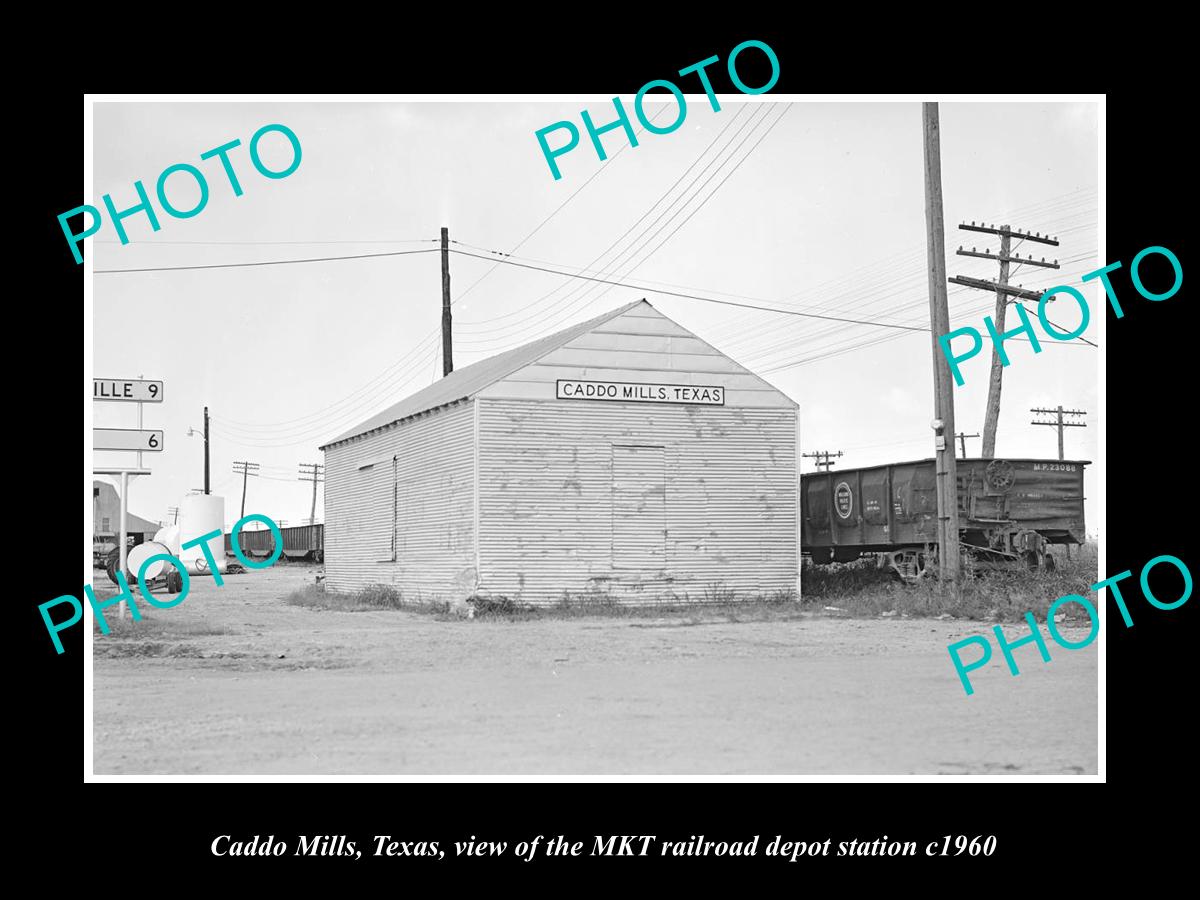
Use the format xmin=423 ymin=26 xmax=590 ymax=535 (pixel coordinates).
xmin=92 ymin=480 xmax=160 ymax=543
xmin=320 ymin=300 xmax=799 ymax=606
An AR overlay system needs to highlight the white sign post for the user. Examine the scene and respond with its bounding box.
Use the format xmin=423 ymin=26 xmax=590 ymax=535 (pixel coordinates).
xmin=93 ymin=377 xmax=164 ymax=620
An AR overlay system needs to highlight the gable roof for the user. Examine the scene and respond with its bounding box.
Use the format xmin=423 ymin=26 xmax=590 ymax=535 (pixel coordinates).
xmin=321 ymin=299 xmax=647 ymax=449
xmin=93 ymin=480 xmax=162 ymax=535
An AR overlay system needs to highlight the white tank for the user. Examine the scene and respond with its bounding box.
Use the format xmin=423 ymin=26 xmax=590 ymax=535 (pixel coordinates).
xmin=127 ymin=540 xmax=174 ymax=581
xmin=153 ymin=523 xmax=181 ymax=554
xmin=178 ymin=494 xmax=227 ymax=576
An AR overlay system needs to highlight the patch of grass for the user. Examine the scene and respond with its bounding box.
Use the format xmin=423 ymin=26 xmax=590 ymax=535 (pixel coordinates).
xmin=470 ymin=585 xmax=807 ymax=623
xmin=94 ymin=615 xmax=235 ymax=640
xmin=471 ymin=595 xmax=523 ymax=617
xmin=810 ymin=543 xmax=1099 ymax=622
xmin=702 ymin=581 xmax=737 ymax=604
xmin=285 ymin=582 xmax=451 ymax=615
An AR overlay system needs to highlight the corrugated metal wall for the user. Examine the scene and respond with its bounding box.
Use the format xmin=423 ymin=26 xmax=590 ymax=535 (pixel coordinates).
xmin=476 ymin=400 xmax=799 ymax=606
xmin=323 ymin=401 xmax=476 ymax=601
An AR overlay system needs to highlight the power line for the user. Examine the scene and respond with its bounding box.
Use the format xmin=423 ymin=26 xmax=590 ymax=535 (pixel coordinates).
xmin=746 ymin=255 xmax=1101 ymax=372
xmin=454 ymin=105 xmax=765 ymax=336
xmin=725 ymin=212 xmax=1098 ymax=362
xmin=713 ymin=192 xmax=1098 ymax=353
xmin=517 ymin=104 xmax=790 ymax=337
xmin=802 ymin=450 xmax=843 ymax=472
xmin=94 ymin=247 xmax=440 ymax=274
xmin=206 ymin=109 xmax=781 ymax=444
xmin=1018 ymin=300 xmax=1098 ymax=347
xmin=451 ymin=102 xmax=675 ymax=306
xmin=96 ymin=238 xmax=438 ymax=246
xmin=486 ymin=105 xmax=790 ymax=344
xmin=215 ymin=333 xmax=440 ymax=430
xmin=447 ymin=248 xmax=934 ymax=334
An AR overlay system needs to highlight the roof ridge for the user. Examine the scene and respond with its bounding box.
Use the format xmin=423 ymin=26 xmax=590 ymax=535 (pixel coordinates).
xmin=320 ymin=299 xmax=648 ymax=449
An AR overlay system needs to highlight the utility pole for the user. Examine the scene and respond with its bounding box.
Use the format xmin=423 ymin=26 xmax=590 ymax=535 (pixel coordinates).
xmin=1031 ymin=406 xmax=1087 ymax=460
xmin=168 ymin=506 xmax=179 ymax=524
xmin=956 ymin=432 xmax=980 ymax=458
xmin=922 ymin=102 xmax=962 ymax=589
xmin=951 ymin=223 xmax=1060 ymax=456
xmin=298 ymin=462 xmax=325 ymax=525
xmin=802 ymin=450 xmax=843 ymax=472
xmin=441 ymin=226 xmax=453 ymax=376
xmin=204 ymin=406 xmax=211 ymax=494
xmin=232 ymin=460 xmax=260 ymax=519
xmin=187 ymin=409 xmax=212 ymax=495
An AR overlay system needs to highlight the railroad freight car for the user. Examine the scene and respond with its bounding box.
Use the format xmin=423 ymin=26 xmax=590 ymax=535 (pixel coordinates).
xmin=224 ymin=524 xmax=324 ymax=562
xmin=801 ymin=458 xmax=1087 ymax=580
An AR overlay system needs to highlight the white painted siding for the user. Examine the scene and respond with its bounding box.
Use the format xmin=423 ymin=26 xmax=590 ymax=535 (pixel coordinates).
xmin=477 ymin=400 xmax=799 ymax=606
xmin=323 ymin=401 xmax=476 ymax=601
xmin=477 ymin=306 xmax=794 ymax=409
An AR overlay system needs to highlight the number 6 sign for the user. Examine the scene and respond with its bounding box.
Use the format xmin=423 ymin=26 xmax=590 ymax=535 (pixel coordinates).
xmin=93 ymin=428 xmax=164 ymax=452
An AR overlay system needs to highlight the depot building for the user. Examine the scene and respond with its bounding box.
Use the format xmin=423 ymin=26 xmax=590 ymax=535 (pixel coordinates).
xmin=319 ymin=299 xmax=799 ymax=605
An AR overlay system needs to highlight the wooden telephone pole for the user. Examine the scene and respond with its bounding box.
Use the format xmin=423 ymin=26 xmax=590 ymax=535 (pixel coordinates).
xmin=232 ymin=460 xmax=260 ymax=519
xmin=802 ymin=450 xmax=843 ymax=472
xmin=441 ymin=226 xmax=454 ymax=376
xmin=203 ymin=406 xmax=210 ymax=494
xmin=298 ymin=462 xmax=325 ymax=525
xmin=1031 ymin=406 xmax=1087 ymax=460
xmin=922 ymin=103 xmax=961 ymax=588
xmin=950 ymin=223 xmax=1060 ymax=457
xmin=956 ymin=432 xmax=980 ymax=457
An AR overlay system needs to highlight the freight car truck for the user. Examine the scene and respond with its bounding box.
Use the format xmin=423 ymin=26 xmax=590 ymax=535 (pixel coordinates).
xmin=800 ymin=457 xmax=1088 ymax=581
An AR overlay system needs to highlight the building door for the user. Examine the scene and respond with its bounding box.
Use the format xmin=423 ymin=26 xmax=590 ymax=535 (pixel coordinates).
xmin=611 ymin=445 xmax=666 ymax=571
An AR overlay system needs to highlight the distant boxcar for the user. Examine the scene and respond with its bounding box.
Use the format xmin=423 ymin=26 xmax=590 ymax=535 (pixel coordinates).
xmin=225 ymin=524 xmax=323 ymax=562
xmin=801 ymin=457 xmax=1087 ymax=580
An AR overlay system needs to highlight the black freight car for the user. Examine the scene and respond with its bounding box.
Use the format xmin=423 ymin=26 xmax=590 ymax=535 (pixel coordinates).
xmin=224 ymin=524 xmax=324 ymax=562
xmin=801 ymin=457 xmax=1087 ymax=580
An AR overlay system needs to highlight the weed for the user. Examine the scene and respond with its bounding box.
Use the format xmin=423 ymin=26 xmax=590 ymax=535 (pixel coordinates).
xmin=806 ymin=542 xmax=1099 ymax=622
xmin=94 ymin=617 xmax=235 ymax=640
xmin=285 ymin=582 xmax=453 ymax=615
xmin=701 ymin=581 xmax=737 ymax=604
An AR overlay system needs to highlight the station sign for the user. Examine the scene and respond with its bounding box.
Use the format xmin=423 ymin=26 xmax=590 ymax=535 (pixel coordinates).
xmin=557 ymin=380 xmax=725 ymax=406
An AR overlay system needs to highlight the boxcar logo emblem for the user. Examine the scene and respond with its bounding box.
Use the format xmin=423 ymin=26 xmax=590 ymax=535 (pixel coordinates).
xmin=834 ymin=482 xmax=854 ymax=519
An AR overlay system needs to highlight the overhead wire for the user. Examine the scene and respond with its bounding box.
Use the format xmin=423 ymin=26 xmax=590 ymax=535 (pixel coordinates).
xmin=453 ymin=104 xmax=786 ymax=349
xmin=453 ymin=104 xmax=765 ymax=336
xmin=197 ymin=106 xmax=784 ymax=445
xmin=450 ymin=102 xmax=675 ymax=306
xmin=94 ymin=247 xmax=440 ymax=274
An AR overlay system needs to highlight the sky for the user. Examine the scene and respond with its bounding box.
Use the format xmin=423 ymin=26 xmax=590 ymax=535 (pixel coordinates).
xmin=90 ymin=99 xmax=1099 ymax=535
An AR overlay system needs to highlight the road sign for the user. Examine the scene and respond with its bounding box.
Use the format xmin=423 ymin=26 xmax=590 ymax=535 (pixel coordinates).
xmin=93 ymin=379 xmax=163 ymax=402
xmin=94 ymin=428 xmax=163 ymax=452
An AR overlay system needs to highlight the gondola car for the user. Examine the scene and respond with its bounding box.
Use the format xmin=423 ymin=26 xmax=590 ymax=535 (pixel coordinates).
xmin=224 ymin=523 xmax=324 ymax=563
xmin=801 ymin=457 xmax=1087 ymax=581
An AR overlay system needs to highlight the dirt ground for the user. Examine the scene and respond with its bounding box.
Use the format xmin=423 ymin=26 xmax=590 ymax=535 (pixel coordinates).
xmin=91 ymin=565 xmax=1098 ymax=775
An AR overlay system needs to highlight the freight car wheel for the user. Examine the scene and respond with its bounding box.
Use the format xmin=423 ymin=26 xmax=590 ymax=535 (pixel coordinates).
xmin=1043 ymin=553 xmax=1056 ymax=572
xmin=314 ymin=549 xmax=323 ymax=564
